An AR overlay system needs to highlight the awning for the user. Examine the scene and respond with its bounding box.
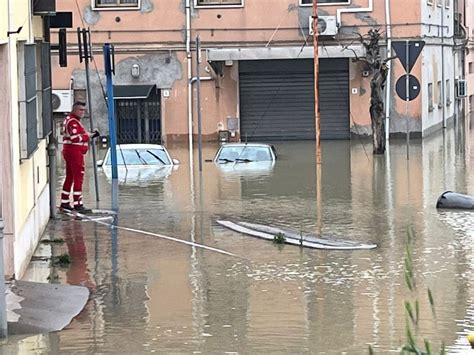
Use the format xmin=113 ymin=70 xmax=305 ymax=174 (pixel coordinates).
xmin=112 ymin=84 xmax=156 ymax=100
xmin=206 ymin=45 xmax=364 ymax=61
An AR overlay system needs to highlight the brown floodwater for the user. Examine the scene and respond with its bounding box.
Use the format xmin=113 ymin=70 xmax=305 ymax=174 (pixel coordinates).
xmin=2 ymin=116 xmax=473 ymax=354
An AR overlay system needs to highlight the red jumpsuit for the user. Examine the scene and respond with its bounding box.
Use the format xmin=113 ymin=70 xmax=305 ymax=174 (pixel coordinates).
xmin=61 ymin=113 xmax=90 ymax=208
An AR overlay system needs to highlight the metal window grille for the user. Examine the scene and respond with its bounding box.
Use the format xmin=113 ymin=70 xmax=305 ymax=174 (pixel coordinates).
xmin=41 ymin=43 xmax=52 ymax=138
xmin=116 ymin=94 xmax=161 ymax=144
xmin=197 ymin=0 xmax=242 ymax=5
xmin=95 ymin=0 xmax=139 ymax=7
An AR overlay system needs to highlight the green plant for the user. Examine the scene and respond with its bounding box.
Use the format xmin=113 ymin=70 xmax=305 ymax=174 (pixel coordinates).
xmin=273 ymin=232 xmax=286 ymax=244
xmin=400 ymin=226 xmax=444 ymax=355
xmin=47 ymin=275 xmax=59 ymax=281
xmin=53 ymin=253 xmax=71 ymax=266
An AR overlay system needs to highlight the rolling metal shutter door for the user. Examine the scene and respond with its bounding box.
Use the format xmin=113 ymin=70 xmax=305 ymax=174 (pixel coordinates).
xmin=239 ymin=58 xmax=349 ymax=140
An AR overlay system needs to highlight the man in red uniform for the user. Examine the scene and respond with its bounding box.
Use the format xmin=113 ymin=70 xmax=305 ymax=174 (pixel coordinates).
xmin=60 ymin=101 xmax=99 ymax=212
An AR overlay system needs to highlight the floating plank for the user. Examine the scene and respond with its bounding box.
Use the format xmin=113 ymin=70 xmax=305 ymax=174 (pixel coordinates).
xmin=217 ymin=220 xmax=377 ymax=250
xmin=58 ymin=207 xmax=117 ymax=221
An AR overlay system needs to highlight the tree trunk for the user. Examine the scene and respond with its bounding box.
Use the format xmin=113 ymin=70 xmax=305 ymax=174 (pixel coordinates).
xmin=370 ymin=65 xmax=388 ymax=154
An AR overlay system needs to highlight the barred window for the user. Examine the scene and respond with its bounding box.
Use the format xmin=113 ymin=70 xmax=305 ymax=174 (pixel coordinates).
xmin=40 ymin=43 xmax=52 ymax=138
xmin=300 ymin=0 xmax=351 ymax=5
xmin=196 ymin=0 xmax=243 ymax=6
xmin=21 ymin=44 xmax=38 ymax=159
xmin=94 ymin=0 xmax=139 ymax=8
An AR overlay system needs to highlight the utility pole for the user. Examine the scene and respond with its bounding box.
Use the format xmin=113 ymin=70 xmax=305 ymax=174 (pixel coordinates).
xmin=78 ymin=27 xmax=100 ymax=201
xmin=196 ymin=36 xmax=203 ymax=172
xmin=312 ymin=0 xmax=321 ymax=164
xmin=312 ymin=0 xmax=323 ymax=238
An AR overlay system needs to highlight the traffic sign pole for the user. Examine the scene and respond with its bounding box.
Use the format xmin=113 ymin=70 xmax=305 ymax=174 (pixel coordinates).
xmin=392 ymin=40 xmax=425 ymax=160
xmin=104 ymin=44 xmax=118 ymax=180
xmin=405 ymin=40 xmax=410 ymax=160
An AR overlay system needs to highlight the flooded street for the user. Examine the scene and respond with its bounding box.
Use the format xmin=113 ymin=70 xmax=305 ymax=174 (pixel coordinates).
xmin=4 ymin=119 xmax=474 ymax=353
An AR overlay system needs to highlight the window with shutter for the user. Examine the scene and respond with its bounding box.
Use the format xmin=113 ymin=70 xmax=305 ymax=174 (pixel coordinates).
xmin=22 ymin=44 xmax=38 ymax=159
xmin=195 ymin=0 xmax=243 ymax=7
xmin=94 ymin=0 xmax=140 ymax=9
xmin=41 ymin=43 xmax=52 ymax=138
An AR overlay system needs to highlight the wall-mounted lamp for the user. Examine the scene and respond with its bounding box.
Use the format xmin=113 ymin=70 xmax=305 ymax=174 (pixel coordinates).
xmin=131 ymin=63 xmax=140 ymax=78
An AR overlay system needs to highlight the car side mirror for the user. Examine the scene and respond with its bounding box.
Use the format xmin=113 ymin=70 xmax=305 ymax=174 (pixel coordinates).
xmin=97 ymin=160 xmax=103 ymax=167
xmin=172 ymin=159 xmax=180 ymax=165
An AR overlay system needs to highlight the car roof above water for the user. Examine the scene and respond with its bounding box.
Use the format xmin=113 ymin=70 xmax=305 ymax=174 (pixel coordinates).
xmin=220 ymin=143 xmax=272 ymax=148
xmin=114 ymin=144 xmax=166 ymax=150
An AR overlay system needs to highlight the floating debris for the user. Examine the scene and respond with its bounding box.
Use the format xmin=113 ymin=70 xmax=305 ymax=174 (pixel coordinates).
xmin=217 ymin=220 xmax=377 ymax=250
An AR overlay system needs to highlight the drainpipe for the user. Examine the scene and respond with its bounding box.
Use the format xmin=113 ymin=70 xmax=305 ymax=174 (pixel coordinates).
xmin=336 ymin=0 xmax=373 ymax=27
xmin=44 ymin=17 xmax=57 ymax=219
xmin=0 ymin=220 xmax=7 ymax=338
xmin=384 ymin=0 xmax=392 ymax=142
xmin=441 ymin=3 xmax=446 ymax=128
xmin=186 ymin=0 xmax=193 ymax=163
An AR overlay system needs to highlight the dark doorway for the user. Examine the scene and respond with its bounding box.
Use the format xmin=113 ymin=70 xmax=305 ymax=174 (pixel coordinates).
xmin=115 ymin=85 xmax=161 ymax=144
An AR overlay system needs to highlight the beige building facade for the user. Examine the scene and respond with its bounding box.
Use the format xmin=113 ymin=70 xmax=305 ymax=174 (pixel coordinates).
xmin=51 ymin=0 xmax=469 ymax=145
xmin=465 ymin=0 xmax=474 ymax=113
xmin=0 ymin=0 xmax=54 ymax=277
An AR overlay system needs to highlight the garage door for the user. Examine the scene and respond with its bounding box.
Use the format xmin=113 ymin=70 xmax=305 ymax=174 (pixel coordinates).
xmin=239 ymin=58 xmax=349 ymax=141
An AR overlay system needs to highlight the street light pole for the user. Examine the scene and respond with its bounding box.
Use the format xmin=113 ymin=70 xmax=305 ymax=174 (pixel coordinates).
xmin=313 ymin=0 xmax=323 ymax=238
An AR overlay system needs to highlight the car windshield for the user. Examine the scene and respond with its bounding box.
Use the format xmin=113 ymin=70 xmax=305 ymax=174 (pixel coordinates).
xmin=106 ymin=148 xmax=171 ymax=166
xmin=216 ymin=145 xmax=272 ymax=162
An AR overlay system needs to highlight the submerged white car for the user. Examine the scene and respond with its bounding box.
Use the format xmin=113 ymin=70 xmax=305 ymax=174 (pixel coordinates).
xmin=213 ymin=143 xmax=277 ymax=176
xmin=98 ymin=144 xmax=179 ymax=183
xmin=213 ymin=143 xmax=277 ymax=163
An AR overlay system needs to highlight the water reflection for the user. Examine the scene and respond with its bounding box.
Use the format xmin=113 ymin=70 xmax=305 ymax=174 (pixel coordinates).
xmin=10 ymin=116 xmax=474 ymax=353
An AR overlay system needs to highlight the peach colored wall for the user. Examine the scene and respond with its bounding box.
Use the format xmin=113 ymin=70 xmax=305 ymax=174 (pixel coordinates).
xmin=52 ymin=0 xmax=436 ymax=142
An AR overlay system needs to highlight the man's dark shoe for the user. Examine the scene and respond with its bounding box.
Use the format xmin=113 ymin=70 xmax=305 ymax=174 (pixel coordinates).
xmin=74 ymin=205 xmax=93 ymax=214
xmin=60 ymin=203 xmax=73 ymax=211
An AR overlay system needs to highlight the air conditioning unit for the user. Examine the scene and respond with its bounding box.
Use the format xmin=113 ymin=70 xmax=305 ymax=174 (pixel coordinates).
xmin=32 ymin=0 xmax=56 ymax=16
xmin=456 ymin=80 xmax=467 ymax=98
xmin=309 ymin=15 xmax=338 ymax=36
xmin=52 ymin=90 xmax=73 ymax=112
